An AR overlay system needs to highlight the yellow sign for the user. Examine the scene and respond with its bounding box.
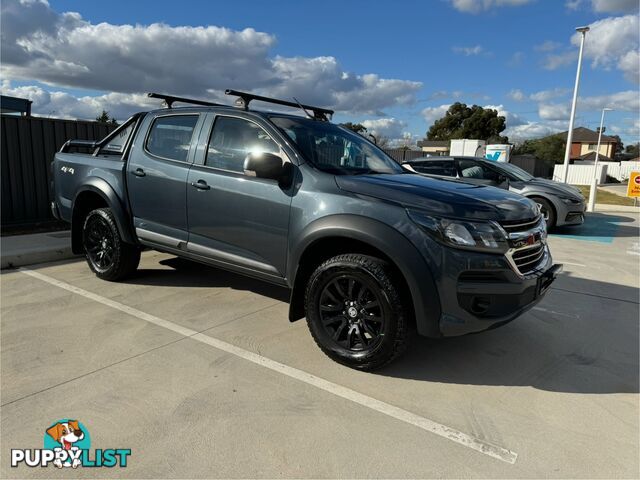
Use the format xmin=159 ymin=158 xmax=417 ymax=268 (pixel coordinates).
xmin=627 ymin=171 xmax=640 ymax=197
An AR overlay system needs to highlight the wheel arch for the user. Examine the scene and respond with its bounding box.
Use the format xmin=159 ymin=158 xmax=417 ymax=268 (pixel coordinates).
xmin=287 ymin=215 xmax=442 ymax=338
xmin=71 ymin=179 xmax=136 ymax=254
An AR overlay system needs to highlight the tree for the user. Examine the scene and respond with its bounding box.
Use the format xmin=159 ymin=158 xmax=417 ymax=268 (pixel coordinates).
xmin=512 ymin=135 xmax=565 ymax=164
xmin=426 ymin=103 xmax=508 ymax=143
xmin=340 ymin=122 xmax=367 ymax=135
xmin=625 ymin=142 xmax=640 ymax=157
xmin=610 ymin=135 xmax=623 ymax=155
xmin=96 ymin=110 xmax=119 ymax=125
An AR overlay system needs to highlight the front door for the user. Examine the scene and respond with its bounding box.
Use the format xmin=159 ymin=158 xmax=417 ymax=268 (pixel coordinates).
xmin=456 ymin=158 xmax=502 ymax=187
xmin=127 ymin=113 xmax=202 ymax=246
xmin=186 ymin=114 xmax=293 ymax=278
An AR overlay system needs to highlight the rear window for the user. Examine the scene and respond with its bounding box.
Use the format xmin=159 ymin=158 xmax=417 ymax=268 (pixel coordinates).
xmin=145 ymin=115 xmax=199 ymax=162
xmin=412 ymin=161 xmax=456 ymax=177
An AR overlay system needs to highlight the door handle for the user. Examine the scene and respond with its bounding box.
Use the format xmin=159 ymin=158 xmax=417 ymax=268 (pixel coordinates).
xmin=191 ymin=180 xmax=210 ymax=190
xmin=132 ymin=168 xmax=146 ymax=177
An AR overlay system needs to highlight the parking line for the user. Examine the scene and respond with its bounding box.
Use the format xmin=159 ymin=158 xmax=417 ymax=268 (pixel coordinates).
xmin=19 ymin=267 xmax=518 ymax=465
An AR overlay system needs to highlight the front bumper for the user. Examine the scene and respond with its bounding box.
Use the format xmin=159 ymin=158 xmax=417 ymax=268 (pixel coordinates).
xmin=436 ymin=244 xmax=562 ymax=337
xmin=557 ymin=199 xmax=586 ymax=226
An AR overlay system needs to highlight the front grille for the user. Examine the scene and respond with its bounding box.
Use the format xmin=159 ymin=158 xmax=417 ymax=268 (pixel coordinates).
xmin=511 ymin=243 xmax=545 ymax=274
xmin=499 ymin=215 xmax=542 ymax=233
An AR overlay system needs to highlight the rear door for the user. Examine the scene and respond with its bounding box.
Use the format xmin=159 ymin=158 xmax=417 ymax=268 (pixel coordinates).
xmin=127 ymin=113 xmax=203 ymax=247
xmin=186 ymin=113 xmax=293 ymax=278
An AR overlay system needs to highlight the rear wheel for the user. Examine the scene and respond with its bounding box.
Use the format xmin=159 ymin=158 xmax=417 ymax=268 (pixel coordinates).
xmin=532 ymin=197 xmax=556 ymax=229
xmin=305 ymin=254 xmax=408 ymax=371
xmin=82 ymin=208 xmax=140 ymax=281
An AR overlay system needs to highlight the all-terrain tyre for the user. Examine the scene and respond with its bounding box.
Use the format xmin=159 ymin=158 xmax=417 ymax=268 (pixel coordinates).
xmin=305 ymin=254 xmax=409 ymax=371
xmin=82 ymin=208 xmax=140 ymax=281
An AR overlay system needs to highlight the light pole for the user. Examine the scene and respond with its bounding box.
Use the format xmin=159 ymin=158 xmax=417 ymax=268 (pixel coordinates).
xmin=561 ymin=26 xmax=590 ymax=183
xmin=587 ymin=107 xmax=613 ymax=212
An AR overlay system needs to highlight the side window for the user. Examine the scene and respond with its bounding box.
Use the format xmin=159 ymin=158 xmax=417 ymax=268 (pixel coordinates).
xmin=206 ymin=116 xmax=280 ymax=173
xmin=99 ymin=120 xmax=136 ymax=156
xmin=145 ymin=115 xmax=199 ymax=162
xmin=413 ymin=161 xmax=456 ymax=177
xmin=458 ymin=160 xmax=500 ymax=180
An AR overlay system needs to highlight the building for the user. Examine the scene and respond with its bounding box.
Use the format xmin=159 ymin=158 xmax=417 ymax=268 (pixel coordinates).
xmin=556 ymin=126 xmax=618 ymax=159
xmin=416 ymin=140 xmax=449 ymax=155
xmin=0 ymin=95 xmax=32 ymax=116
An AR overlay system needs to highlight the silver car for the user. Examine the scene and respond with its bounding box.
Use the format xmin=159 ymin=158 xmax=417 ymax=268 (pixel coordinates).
xmin=403 ymin=156 xmax=586 ymax=228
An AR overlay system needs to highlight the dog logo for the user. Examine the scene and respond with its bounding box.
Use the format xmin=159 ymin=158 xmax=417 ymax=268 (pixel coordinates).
xmin=11 ymin=419 xmax=130 ymax=469
xmin=44 ymin=419 xmax=90 ymax=468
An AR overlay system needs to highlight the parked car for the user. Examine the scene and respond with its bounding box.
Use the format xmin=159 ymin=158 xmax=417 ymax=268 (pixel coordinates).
xmin=52 ymin=90 xmax=561 ymax=370
xmin=402 ymin=156 xmax=586 ymax=229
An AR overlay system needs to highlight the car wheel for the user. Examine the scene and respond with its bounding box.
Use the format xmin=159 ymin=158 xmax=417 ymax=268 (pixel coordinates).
xmin=532 ymin=197 xmax=556 ymax=229
xmin=304 ymin=254 xmax=408 ymax=371
xmin=82 ymin=208 xmax=140 ymax=281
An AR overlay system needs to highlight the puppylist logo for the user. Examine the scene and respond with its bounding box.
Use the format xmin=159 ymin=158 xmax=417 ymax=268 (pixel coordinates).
xmin=11 ymin=419 xmax=131 ymax=469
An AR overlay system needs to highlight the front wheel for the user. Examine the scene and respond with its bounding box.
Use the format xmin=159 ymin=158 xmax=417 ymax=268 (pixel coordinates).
xmin=532 ymin=197 xmax=556 ymax=229
xmin=304 ymin=254 xmax=409 ymax=371
xmin=82 ymin=208 xmax=140 ymax=281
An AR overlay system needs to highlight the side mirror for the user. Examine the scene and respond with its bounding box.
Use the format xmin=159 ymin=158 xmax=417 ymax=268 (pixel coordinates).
xmin=497 ymin=174 xmax=510 ymax=189
xmin=243 ymin=152 xmax=285 ymax=181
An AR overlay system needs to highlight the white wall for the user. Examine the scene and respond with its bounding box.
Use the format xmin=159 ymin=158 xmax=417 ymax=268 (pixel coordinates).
xmin=556 ymin=161 xmax=640 ymax=183
xmin=553 ymin=164 xmax=608 ymax=185
xmin=607 ymin=161 xmax=640 ymax=182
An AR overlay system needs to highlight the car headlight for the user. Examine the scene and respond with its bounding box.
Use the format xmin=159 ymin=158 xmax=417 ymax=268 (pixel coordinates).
xmin=558 ymin=195 xmax=583 ymax=205
xmin=407 ymin=209 xmax=508 ymax=253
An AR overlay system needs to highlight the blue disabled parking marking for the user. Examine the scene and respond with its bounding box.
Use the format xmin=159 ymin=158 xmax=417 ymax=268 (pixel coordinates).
xmin=550 ymin=214 xmax=622 ymax=244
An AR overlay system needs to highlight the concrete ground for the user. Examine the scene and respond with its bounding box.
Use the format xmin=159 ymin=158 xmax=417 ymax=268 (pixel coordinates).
xmin=1 ymin=211 xmax=638 ymax=478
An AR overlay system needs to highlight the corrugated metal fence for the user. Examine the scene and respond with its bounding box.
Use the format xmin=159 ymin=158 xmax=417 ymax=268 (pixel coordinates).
xmin=1 ymin=115 xmax=116 ymax=228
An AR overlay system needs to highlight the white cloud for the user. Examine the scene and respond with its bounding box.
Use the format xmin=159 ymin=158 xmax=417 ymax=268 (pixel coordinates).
xmin=591 ymin=0 xmax=639 ymax=13
xmin=484 ymin=104 xmax=526 ymax=126
xmin=618 ymin=50 xmax=640 ymax=84
xmin=0 ymin=0 xmax=422 ymax=115
xmin=505 ymin=122 xmax=565 ymax=142
xmin=360 ymin=118 xmax=407 ymax=139
xmin=508 ymin=88 xmax=570 ymax=102
xmin=452 ymin=45 xmax=485 ymax=56
xmin=0 ymin=80 xmax=156 ymax=121
xmin=508 ymin=89 xmax=526 ymax=101
xmin=580 ymin=90 xmax=640 ymax=111
xmin=565 ymin=0 xmax=584 ymax=10
xmin=421 ymin=104 xmax=452 ymax=124
xmin=539 ymin=103 xmax=571 ymax=120
xmin=543 ymin=15 xmax=640 ymax=83
xmin=534 ymin=40 xmax=562 ymax=52
xmin=536 ymin=90 xmax=640 ymax=121
xmin=529 ymin=88 xmax=571 ymax=102
xmin=449 ymin=0 xmax=533 ymax=14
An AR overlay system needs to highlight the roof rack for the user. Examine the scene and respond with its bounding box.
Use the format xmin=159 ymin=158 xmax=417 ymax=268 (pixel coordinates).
xmin=147 ymin=93 xmax=224 ymax=109
xmin=225 ymin=89 xmax=334 ymax=121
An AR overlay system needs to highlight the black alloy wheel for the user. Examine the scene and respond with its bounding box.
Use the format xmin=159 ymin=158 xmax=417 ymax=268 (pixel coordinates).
xmin=318 ymin=274 xmax=385 ymax=351
xmin=82 ymin=208 xmax=140 ymax=281
xmin=305 ymin=254 xmax=409 ymax=371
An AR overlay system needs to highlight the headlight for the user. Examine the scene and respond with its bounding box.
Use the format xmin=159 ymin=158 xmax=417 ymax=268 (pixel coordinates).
xmin=407 ymin=209 xmax=508 ymax=253
xmin=558 ymin=195 xmax=582 ymax=205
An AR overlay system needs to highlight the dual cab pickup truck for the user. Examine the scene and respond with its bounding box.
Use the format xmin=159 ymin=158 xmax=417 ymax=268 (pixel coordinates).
xmin=52 ymin=90 xmax=561 ymax=370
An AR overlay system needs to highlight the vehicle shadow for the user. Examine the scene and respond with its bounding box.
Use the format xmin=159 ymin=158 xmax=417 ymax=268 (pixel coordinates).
xmin=380 ymin=273 xmax=639 ymax=394
xmin=125 ymin=256 xmax=290 ymax=302
xmin=552 ymin=213 xmax=638 ymax=239
xmin=124 ymin=257 xmax=638 ymax=395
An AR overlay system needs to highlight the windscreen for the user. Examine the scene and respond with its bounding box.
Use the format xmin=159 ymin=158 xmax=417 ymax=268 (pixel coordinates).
xmin=269 ymin=116 xmax=403 ymax=175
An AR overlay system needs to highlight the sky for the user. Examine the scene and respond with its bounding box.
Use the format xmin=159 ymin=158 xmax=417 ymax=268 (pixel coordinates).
xmin=1 ymin=0 xmax=639 ymax=146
